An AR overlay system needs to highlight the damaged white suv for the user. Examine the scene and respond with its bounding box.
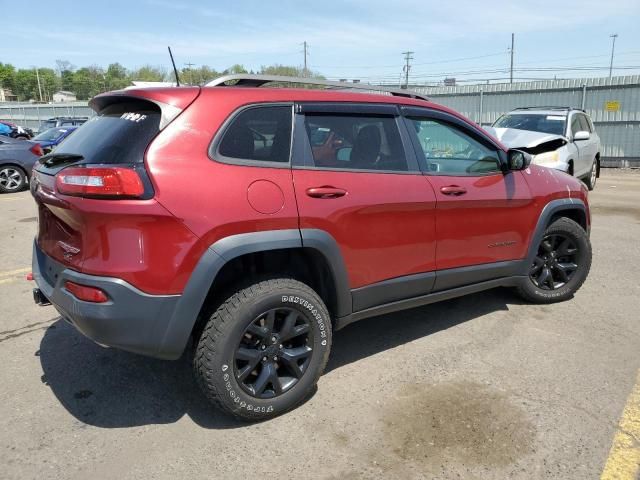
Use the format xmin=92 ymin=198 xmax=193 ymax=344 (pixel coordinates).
xmin=486 ymin=107 xmax=600 ymax=190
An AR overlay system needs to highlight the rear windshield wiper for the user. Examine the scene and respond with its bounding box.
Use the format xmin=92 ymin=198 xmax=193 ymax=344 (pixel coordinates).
xmin=39 ymin=153 xmax=84 ymax=168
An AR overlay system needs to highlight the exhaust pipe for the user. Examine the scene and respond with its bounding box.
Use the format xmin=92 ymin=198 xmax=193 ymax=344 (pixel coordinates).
xmin=33 ymin=288 xmax=51 ymax=306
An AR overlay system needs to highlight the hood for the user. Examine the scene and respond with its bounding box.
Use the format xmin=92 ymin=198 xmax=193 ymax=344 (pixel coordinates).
xmin=484 ymin=127 xmax=567 ymax=149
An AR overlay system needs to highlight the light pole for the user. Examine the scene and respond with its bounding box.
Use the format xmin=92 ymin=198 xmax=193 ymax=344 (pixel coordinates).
xmin=609 ymin=34 xmax=618 ymax=79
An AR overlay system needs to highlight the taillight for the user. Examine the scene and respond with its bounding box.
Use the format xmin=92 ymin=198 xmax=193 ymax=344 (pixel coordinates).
xmin=56 ymin=166 xmax=144 ymax=198
xmin=30 ymin=144 xmax=44 ymax=156
xmin=64 ymin=281 xmax=109 ymax=303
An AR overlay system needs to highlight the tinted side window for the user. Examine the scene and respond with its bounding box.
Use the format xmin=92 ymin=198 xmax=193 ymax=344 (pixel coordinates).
xmin=218 ymin=106 xmax=292 ymax=163
xmin=303 ymin=115 xmax=408 ymax=171
xmin=408 ymin=118 xmax=500 ymax=175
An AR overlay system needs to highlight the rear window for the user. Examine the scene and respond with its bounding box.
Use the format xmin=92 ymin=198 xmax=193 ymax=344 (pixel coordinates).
xmin=52 ymin=100 xmax=160 ymax=164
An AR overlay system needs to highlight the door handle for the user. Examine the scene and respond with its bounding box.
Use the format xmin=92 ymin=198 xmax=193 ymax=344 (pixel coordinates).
xmin=440 ymin=185 xmax=467 ymax=196
xmin=306 ymin=186 xmax=347 ymax=199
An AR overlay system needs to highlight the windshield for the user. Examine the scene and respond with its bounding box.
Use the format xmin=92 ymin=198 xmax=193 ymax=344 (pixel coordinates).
xmin=493 ymin=113 xmax=567 ymax=136
xmin=33 ymin=127 xmax=67 ymax=142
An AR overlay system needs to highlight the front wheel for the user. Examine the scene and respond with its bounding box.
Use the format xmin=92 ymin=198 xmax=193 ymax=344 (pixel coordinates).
xmin=193 ymin=278 xmax=332 ymax=421
xmin=516 ymin=217 xmax=592 ymax=304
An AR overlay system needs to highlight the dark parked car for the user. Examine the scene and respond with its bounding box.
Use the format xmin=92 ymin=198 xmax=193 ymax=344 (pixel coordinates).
xmin=31 ymin=126 xmax=77 ymax=154
xmin=31 ymin=75 xmax=592 ymax=420
xmin=0 ymin=120 xmax=34 ymax=140
xmin=0 ymin=136 xmax=43 ymax=193
xmin=38 ymin=116 xmax=88 ymax=133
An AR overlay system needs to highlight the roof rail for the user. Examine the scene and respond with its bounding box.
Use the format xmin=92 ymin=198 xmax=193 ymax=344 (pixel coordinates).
xmin=513 ymin=106 xmax=573 ymax=111
xmin=205 ymin=74 xmax=430 ymax=101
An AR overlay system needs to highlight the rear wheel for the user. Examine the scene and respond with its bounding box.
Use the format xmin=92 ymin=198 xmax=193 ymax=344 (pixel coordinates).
xmin=517 ymin=217 xmax=591 ymax=303
xmin=0 ymin=166 xmax=26 ymax=193
xmin=193 ymin=278 xmax=332 ymax=421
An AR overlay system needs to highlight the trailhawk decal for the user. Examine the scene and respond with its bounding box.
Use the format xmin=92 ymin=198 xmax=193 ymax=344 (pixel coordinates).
xmin=282 ymin=295 xmax=328 ymax=345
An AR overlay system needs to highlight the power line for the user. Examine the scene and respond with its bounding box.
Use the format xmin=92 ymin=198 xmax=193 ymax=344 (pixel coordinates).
xmin=314 ymin=52 xmax=506 ymax=70
xmin=325 ymin=63 xmax=640 ymax=84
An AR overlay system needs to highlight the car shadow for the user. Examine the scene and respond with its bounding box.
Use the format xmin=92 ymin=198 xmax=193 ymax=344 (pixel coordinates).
xmin=39 ymin=287 xmax=519 ymax=429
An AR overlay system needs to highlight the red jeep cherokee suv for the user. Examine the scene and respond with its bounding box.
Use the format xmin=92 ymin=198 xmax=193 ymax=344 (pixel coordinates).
xmin=31 ymin=75 xmax=592 ymax=420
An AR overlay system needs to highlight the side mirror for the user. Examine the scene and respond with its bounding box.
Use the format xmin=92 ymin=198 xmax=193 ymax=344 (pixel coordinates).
xmin=508 ymin=149 xmax=532 ymax=171
xmin=574 ymin=131 xmax=590 ymax=141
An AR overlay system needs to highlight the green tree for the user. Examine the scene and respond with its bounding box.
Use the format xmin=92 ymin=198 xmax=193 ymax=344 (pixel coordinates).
xmin=60 ymin=70 xmax=74 ymax=91
xmin=55 ymin=59 xmax=75 ymax=91
xmin=13 ymin=69 xmax=38 ymax=101
xmin=260 ymin=64 xmax=301 ymax=77
xmin=178 ymin=65 xmax=220 ymax=86
xmin=223 ymin=64 xmax=248 ymax=75
xmin=38 ymin=68 xmax=60 ymax=102
xmin=105 ymin=62 xmax=130 ymax=90
xmin=0 ymin=63 xmax=16 ymax=90
xmin=130 ymin=65 xmax=167 ymax=82
xmin=72 ymin=66 xmax=105 ymax=100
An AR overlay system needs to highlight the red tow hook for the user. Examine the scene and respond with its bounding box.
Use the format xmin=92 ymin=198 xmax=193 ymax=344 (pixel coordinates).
xmin=26 ymin=272 xmax=34 ymax=281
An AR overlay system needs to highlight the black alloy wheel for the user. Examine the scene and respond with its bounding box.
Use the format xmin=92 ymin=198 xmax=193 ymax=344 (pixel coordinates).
xmin=234 ymin=307 xmax=313 ymax=399
xmin=529 ymin=233 xmax=579 ymax=290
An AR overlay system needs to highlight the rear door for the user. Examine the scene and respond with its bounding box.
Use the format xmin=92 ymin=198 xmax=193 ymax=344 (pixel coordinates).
xmin=291 ymin=103 xmax=437 ymax=308
xmin=402 ymin=107 xmax=536 ymax=290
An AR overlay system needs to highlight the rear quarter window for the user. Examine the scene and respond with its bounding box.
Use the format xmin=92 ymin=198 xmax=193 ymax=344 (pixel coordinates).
xmin=215 ymin=105 xmax=293 ymax=165
xmin=52 ymin=100 xmax=161 ymax=164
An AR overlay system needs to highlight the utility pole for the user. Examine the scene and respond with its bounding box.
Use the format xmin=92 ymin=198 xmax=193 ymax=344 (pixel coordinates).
xmin=509 ymin=33 xmax=515 ymax=84
xmin=402 ymin=51 xmax=414 ymax=89
xmin=302 ymin=41 xmax=309 ymax=77
xmin=34 ymin=67 xmax=43 ymax=102
xmin=184 ymin=62 xmax=196 ymax=85
xmin=609 ymin=34 xmax=618 ymax=79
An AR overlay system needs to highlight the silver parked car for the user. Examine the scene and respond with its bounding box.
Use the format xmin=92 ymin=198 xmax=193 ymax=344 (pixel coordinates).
xmin=0 ymin=137 xmax=43 ymax=193
xmin=485 ymin=107 xmax=600 ymax=190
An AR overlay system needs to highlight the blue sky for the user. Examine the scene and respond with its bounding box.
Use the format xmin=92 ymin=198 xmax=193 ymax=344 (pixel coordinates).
xmin=2 ymin=0 xmax=640 ymax=84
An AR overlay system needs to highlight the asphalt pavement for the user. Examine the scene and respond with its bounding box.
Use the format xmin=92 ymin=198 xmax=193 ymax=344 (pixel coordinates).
xmin=1 ymin=170 xmax=639 ymax=479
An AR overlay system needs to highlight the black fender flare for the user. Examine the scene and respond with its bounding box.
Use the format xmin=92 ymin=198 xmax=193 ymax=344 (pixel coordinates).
xmin=521 ymin=198 xmax=588 ymax=276
xmin=157 ymin=228 xmax=351 ymax=359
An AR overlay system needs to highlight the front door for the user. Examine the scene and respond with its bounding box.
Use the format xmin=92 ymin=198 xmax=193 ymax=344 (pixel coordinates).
xmin=402 ymin=110 xmax=537 ymax=289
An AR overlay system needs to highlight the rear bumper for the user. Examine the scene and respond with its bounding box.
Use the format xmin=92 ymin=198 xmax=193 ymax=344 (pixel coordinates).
xmin=32 ymin=241 xmax=182 ymax=359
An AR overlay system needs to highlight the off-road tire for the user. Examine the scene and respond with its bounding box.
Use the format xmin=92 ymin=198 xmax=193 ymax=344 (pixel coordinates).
xmin=193 ymin=278 xmax=332 ymax=421
xmin=517 ymin=217 xmax=591 ymax=304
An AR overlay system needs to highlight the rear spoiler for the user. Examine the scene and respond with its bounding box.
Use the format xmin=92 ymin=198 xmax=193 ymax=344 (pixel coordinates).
xmin=90 ymin=87 xmax=200 ymax=129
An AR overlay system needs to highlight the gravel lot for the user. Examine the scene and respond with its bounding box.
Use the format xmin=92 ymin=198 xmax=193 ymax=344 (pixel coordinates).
xmin=1 ymin=170 xmax=639 ymax=480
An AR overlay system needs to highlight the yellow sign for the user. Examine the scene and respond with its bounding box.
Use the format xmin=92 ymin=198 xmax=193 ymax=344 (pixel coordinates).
xmin=605 ymin=101 xmax=621 ymax=112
